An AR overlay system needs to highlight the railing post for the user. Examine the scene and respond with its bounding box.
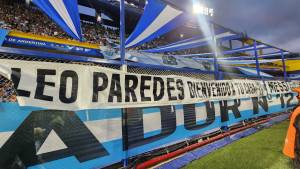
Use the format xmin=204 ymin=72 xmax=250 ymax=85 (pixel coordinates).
xmin=253 ymin=40 xmax=261 ymax=80
xmin=210 ymin=23 xmax=219 ymax=80
xmin=280 ymin=50 xmax=288 ymax=81
xmin=120 ymin=0 xmax=128 ymax=167
xmin=120 ymin=0 xmax=126 ymax=72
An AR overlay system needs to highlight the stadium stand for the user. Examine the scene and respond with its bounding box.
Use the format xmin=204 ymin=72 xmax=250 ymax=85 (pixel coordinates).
xmin=0 ymin=0 xmax=119 ymax=44
xmin=0 ymin=0 xmax=210 ymax=54
xmin=0 ymin=0 xmax=298 ymax=167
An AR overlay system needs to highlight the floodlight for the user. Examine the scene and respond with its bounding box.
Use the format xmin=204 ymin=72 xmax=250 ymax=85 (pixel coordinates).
xmin=193 ymin=2 xmax=203 ymax=14
xmin=192 ymin=0 xmax=214 ymax=16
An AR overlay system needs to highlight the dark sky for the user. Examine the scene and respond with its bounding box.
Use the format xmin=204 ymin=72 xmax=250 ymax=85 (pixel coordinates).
xmin=170 ymin=0 xmax=300 ymax=53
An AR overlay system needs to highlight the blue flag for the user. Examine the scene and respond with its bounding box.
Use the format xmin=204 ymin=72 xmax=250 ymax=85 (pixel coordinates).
xmin=125 ymin=0 xmax=186 ymax=48
xmin=32 ymin=0 xmax=82 ymax=41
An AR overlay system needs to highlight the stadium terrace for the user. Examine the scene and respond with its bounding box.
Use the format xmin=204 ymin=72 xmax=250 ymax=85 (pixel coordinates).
xmin=0 ymin=0 xmax=299 ymax=169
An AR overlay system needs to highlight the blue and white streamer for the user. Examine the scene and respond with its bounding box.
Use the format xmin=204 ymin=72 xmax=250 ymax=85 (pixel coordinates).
xmin=125 ymin=0 xmax=186 ymax=48
xmin=32 ymin=0 xmax=82 ymax=41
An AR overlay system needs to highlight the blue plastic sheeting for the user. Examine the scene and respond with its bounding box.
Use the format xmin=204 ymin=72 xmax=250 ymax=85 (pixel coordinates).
xmin=230 ymin=128 xmax=257 ymax=141
xmin=32 ymin=0 xmax=82 ymax=40
xmin=0 ymin=29 xmax=8 ymax=46
xmin=125 ymin=0 xmax=186 ymax=48
xmin=156 ymin=113 xmax=289 ymax=169
xmin=266 ymin=113 xmax=289 ymax=124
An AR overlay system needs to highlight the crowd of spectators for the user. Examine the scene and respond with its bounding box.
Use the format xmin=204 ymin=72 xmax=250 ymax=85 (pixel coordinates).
xmin=0 ymin=1 xmax=119 ymax=44
xmin=0 ymin=0 xmax=206 ymax=55
xmin=0 ymin=77 xmax=17 ymax=103
xmin=0 ymin=1 xmax=168 ymax=51
xmin=82 ymin=23 xmax=119 ymax=44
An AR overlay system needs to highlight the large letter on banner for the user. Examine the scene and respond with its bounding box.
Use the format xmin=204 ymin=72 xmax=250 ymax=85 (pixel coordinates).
xmin=32 ymin=0 xmax=82 ymax=41
xmin=0 ymin=94 xmax=298 ymax=168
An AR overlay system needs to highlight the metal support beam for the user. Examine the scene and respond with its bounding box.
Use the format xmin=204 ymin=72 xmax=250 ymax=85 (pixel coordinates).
xmin=211 ymin=23 xmax=219 ymax=80
xmin=253 ymin=40 xmax=261 ymax=79
xmin=229 ymin=40 xmax=233 ymax=49
xmin=120 ymin=0 xmax=126 ymax=67
xmin=119 ymin=0 xmax=128 ymax=166
xmin=213 ymin=58 xmax=219 ymax=80
xmin=280 ymin=50 xmax=288 ymax=81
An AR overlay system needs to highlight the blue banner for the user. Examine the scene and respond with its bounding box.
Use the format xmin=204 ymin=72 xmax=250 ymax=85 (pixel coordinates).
xmin=4 ymin=36 xmax=103 ymax=57
xmin=0 ymin=93 xmax=297 ymax=169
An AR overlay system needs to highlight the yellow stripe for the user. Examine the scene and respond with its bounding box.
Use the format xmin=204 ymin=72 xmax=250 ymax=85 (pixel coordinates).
xmin=8 ymin=31 xmax=99 ymax=49
xmin=273 ymin=60 xmax=300 ymax=72
xmin=233 ymin=60 xmax=300 ymax=72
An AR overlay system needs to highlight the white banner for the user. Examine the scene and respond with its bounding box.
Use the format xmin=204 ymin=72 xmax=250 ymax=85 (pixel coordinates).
xmin=0 ymin=59 xmax=293 ymax=110
xmin=289 ymin=80 xmax=300 ymax=89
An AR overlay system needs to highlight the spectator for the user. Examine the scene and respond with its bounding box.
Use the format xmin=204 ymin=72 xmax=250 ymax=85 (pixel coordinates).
xmin=0 ymin=80 xmax=17 ymax=102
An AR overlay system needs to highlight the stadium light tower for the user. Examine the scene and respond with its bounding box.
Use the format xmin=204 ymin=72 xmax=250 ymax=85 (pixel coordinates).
xmin=192 ymin=0 xmax=219 ymax=79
